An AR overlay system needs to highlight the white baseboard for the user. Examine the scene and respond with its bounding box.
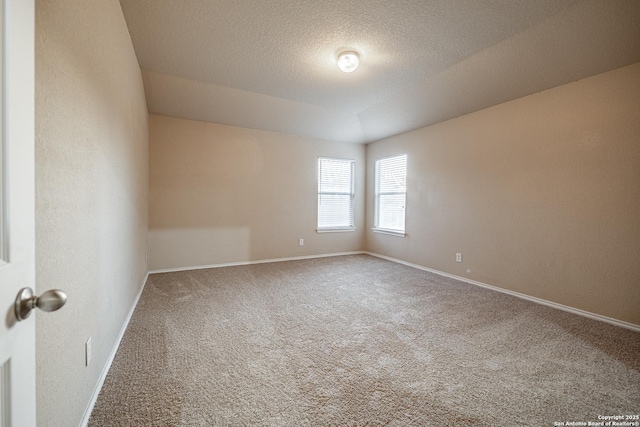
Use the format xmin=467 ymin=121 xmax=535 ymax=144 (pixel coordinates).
xmin=79 ymin=249 xmax=637 ymax=426
xmin=80 ymin=251 xmax=365 ymax=425
xmin=79 ymin=271 xmax=149 ymax=427
xmin=364 ymin=252 xmax=640 ymax=333
xmin=149 ymin=251 xmax=365 ymax=274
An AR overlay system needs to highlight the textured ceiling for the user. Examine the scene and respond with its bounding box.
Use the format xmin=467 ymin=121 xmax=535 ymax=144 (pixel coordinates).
xmin=120 ymin=0 xmax=640 ymax=143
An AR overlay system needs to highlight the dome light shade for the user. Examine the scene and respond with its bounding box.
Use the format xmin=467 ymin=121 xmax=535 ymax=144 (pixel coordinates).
xmin=337 ymin=51 xmax=359 ymax=73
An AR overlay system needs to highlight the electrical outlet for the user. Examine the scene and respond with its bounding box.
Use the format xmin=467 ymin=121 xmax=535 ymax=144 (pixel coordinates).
xmin=299 ymin=239 xmax=304 ymax=246
xmin=85 ymin=337 xmax=92 ymax=367
xmin=456 ymin=253 xmax=462 ymax=263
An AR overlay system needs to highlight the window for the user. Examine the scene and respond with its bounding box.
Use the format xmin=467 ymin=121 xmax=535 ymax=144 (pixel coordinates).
xmin=317 ymin=157 xmax=355 ymax=231
xmin=374 ymin=154 xmax=407 ymax=236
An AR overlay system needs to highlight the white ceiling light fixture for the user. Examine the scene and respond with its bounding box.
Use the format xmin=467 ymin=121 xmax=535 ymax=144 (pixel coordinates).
xmin=337 ymin=51 xmax=359 ymax=73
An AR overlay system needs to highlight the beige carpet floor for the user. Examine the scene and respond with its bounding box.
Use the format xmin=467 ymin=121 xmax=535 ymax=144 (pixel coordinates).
xmin=89 ymin=254 xmax=640 ymax=426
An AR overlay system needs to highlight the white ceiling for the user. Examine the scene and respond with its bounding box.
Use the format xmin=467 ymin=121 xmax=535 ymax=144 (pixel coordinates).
xmin=120 ymin=0 xmax=640 ymax=144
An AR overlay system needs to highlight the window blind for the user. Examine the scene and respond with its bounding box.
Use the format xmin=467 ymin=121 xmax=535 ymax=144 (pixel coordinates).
xmin=318 ymin=157 xmax=355 ymax=230
xmin=374 ymin=154 xmax=407 ymax=233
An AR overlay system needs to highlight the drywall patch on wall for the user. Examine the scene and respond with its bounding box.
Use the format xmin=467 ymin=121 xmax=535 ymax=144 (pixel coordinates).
xmin=148 ymin=227 xmax=251 ymax=271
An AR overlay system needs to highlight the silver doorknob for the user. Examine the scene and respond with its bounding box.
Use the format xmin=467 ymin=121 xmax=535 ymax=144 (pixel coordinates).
xmin=14 ymin=287 xmax=67 ymax=321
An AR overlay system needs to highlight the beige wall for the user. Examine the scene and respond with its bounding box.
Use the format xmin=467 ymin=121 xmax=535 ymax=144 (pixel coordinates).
xmin=35 ymin=1 xmax=148 ymax=426
xmin=31 ymin=3 xmax=639 ymax=421
xmin=149 ymin=115 xmax=365 ymax=271
xmin=366 ymin=62 xmax=640 ymax=326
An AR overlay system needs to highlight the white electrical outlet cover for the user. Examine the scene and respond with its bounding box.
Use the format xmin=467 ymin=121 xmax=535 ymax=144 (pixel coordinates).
xmin=86 ymin=337 xmax=92 ymax=367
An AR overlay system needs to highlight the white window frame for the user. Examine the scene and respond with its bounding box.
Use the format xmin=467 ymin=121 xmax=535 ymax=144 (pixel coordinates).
xmin=373 ymin=154 xmax=407 ymax=237
xmin=317 ymin=157 xmax=356 ymax=233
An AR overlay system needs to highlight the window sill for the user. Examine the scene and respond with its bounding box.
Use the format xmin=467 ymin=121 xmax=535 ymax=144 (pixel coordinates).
xmin=372 ymin=228 xmax=406 ymax=237
xmin=316 ymin=228 xmax=356 ymax=233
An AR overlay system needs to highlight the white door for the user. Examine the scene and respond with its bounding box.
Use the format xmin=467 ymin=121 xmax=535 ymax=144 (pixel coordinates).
xmin=0 ymin=0 xmax=36 ymax=425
